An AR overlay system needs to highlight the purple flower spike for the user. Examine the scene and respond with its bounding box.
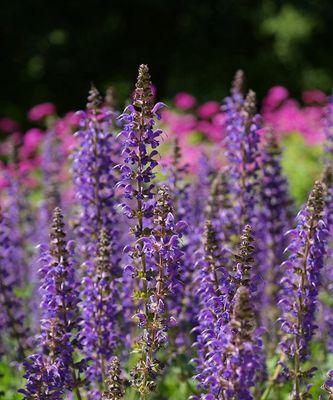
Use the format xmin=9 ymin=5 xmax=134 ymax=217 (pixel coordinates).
xmin=258 ymin=133 xmax=294 ymax=335
xmin=81 ymin=229 xmax=121 ymax=391
xmin=117 ymin=65 xmax=183 ymax=398
xmin=279 ymin=181 xmax=327 ymax=398
xmin=22 ymin=207 xmax=84 ymax=399
xmin=73 ymin=84 xmax=121 ymax=259
xmin=193 ymin=224 xmax=263 ymax=399
xmin=0 ymin=206 xmax=29 ymax=361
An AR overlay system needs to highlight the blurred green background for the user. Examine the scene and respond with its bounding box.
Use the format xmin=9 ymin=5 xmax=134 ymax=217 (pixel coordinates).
xmin=1 ymin=0 xmax=333 ymax=119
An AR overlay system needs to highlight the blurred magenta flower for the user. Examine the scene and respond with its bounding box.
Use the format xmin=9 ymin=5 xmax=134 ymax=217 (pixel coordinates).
xmin=262 ymin=89 xmax=325 ymax=144
xmin=197 ymin=101 xmax=220 ymax=119
xmin=28 ymin=102 xmax=56 ymax=121
xmin=173 ymin=92 xmax=197 ymax=110
xmin=20 ymin=128 xmax=43 ymax=157
xmin=196 ymin=120 xmax=222 ymax=142
xmin=302 ymin=89 xmax=327 ymax=105
xmin=162 ymin=110 xmax=197 ymax=135
xmin=263 ymin=86 xmax=289 ymax=111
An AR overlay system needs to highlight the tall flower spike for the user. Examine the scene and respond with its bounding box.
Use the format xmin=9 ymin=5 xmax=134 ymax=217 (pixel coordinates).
xmin=0 ymin=206 xmax=29 ymax=361
xmin=39 ymin=207 xmax=83 ymax=397
xmin=323 ymin=95 xmax=333 ymax=163
xmin=259 ymin=133 xmax=293 ymax=337
xmin=116 ymin=65 xmax=167 ymax=398
xmin=279 ymin=181 xmax=328 ymax=399
xmin=21 ymin=208 xmax=83 ymax=399
xmin=223 ymin=285 xmax=263 ymax=399
xmin=319 ymin=164 xmax=333 ymax=352
xmin=73 ymin=83 xmax=121 ymax=259
xmin=192 ymin=220 xmax=231 ymax=396
xmin=224 ymin=81 xmax=261 ymax=248
xmin=166 ymin=139 xmax=199 ymax=353
xmin=81 ymin=229 xmax=120 ymax=392
xmin=102 ymin=357 xmax=125 ymax=400
xmin=130 ymin=186 xmax=185 ymax=398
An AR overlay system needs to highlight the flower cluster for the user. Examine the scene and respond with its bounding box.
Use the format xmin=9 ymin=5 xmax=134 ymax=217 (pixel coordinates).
xmin=3 ymin=66 xmax=333 ymax=400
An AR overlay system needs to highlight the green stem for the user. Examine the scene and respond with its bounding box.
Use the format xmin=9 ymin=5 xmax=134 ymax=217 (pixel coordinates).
xmin=260 ymin=353 xmax=286 ymax=400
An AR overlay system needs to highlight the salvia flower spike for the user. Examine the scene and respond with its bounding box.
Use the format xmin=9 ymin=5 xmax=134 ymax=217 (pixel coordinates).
xmin=0 ymin=206 xmax=29 ymax=361
xmin=279 ymin=181 xmax=328 ymax=398
xmin=81 ymin=229 xmax=120 ymax=392
xmin=22 ymin=207 xmax=84 ymax=400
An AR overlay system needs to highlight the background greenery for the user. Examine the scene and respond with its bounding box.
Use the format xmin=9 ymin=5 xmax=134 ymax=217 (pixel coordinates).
xmin=2 ymin=0 xmax=333 ymax=121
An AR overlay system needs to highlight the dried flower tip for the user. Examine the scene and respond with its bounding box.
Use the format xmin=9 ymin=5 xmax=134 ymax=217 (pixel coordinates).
xmin=133 ymin=64 xmax=154 ymax=116
xmin=306 ymin=180 xmax=326 ymax=220
xmin=102 ymin=357 xmax=125 ymax=400
xmin=204 ymin=219 xmax=220 ymax=261
xmin=231 ymin=69 xmax=245 ymax=95
xmin=233 ymin=225 xmax=255 ymax=286
xmin=96 ymin=229 xmax=110 ymax=275
xmin=206 ymin=170 xmax=231 ymax=218
xmin=153 ymin=186 xmax=173 ymax=225
xmin=230 ymin=286 xmax=256 ymax=343
xmin=243 ymin=89 xmax=257 ymax=119
xmin=50 ymin=207 xmax=67 ymax=259
xmin=87 ymin=83 xmax=103 ymax=112
xmin=105 ymin=86 xmax=116 ymax=110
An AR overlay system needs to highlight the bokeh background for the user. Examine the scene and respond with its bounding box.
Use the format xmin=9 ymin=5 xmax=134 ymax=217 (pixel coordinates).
xmin=2 ymin=0 xmax=333 ymax=120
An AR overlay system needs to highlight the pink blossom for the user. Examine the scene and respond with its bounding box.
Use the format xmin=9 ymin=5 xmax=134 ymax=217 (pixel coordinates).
xmin=162 ymin=110 xmax=197 ymax=136
xmin=18 ymin=160 xmax=35 ymax=174
xmin=63 ymin=111 xmax=80 ymax=126
xmin=197 ymin=101 xmax=220 ymax=119
xmin=28 ymin=102 xmax=56 ymax=121
xmin=263 ymin=86 xmax=289 ymax=112
xmin=302 ymin=90 xmax=327 ymax=105
xmin=173 ymin=92 xmax=197 ymax=110
xmin=196 ymin=120 xmax=222 ymax=142
xmin=0 ymin=174 xmax=9 ymax=189
xmin=20 ymin=128 xmax=43 ymax=157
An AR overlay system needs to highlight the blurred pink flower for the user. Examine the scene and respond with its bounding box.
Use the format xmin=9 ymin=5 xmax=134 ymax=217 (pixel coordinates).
xmin=263 ymin=86 xmax=289 ymax=111
xmin=176 ymin=138 xmax=203 ymax=170
xmin=28 ymin=102 xmax=56 ymax=121
xmin=302 ymin=90 xmax=327 ymax=105
xmin=18 ymin=160 xmax=35 ymax=174
xmin=0 ymin=118 xmax=19 ymax=133
xmin=20 ymin=128 xmax=43 ymax=157
xmin=262 ymin=87 xmax=324 ymax=145
xmin=197 ymin=101 xmax=220 ymax=119
xmin=174 ymin=92 xmax=197 ymax=110
xmin=63 ymin=111 xmax=80 ymax=126
xmin=162 ymin=110 xmax=197 ymax=135
xmin=196 ymin=120 xmax=222 ymax=142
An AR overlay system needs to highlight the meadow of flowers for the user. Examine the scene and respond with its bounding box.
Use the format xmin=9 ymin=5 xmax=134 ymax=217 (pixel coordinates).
xmin=1 ymin=65 xmax=333 ymax=400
